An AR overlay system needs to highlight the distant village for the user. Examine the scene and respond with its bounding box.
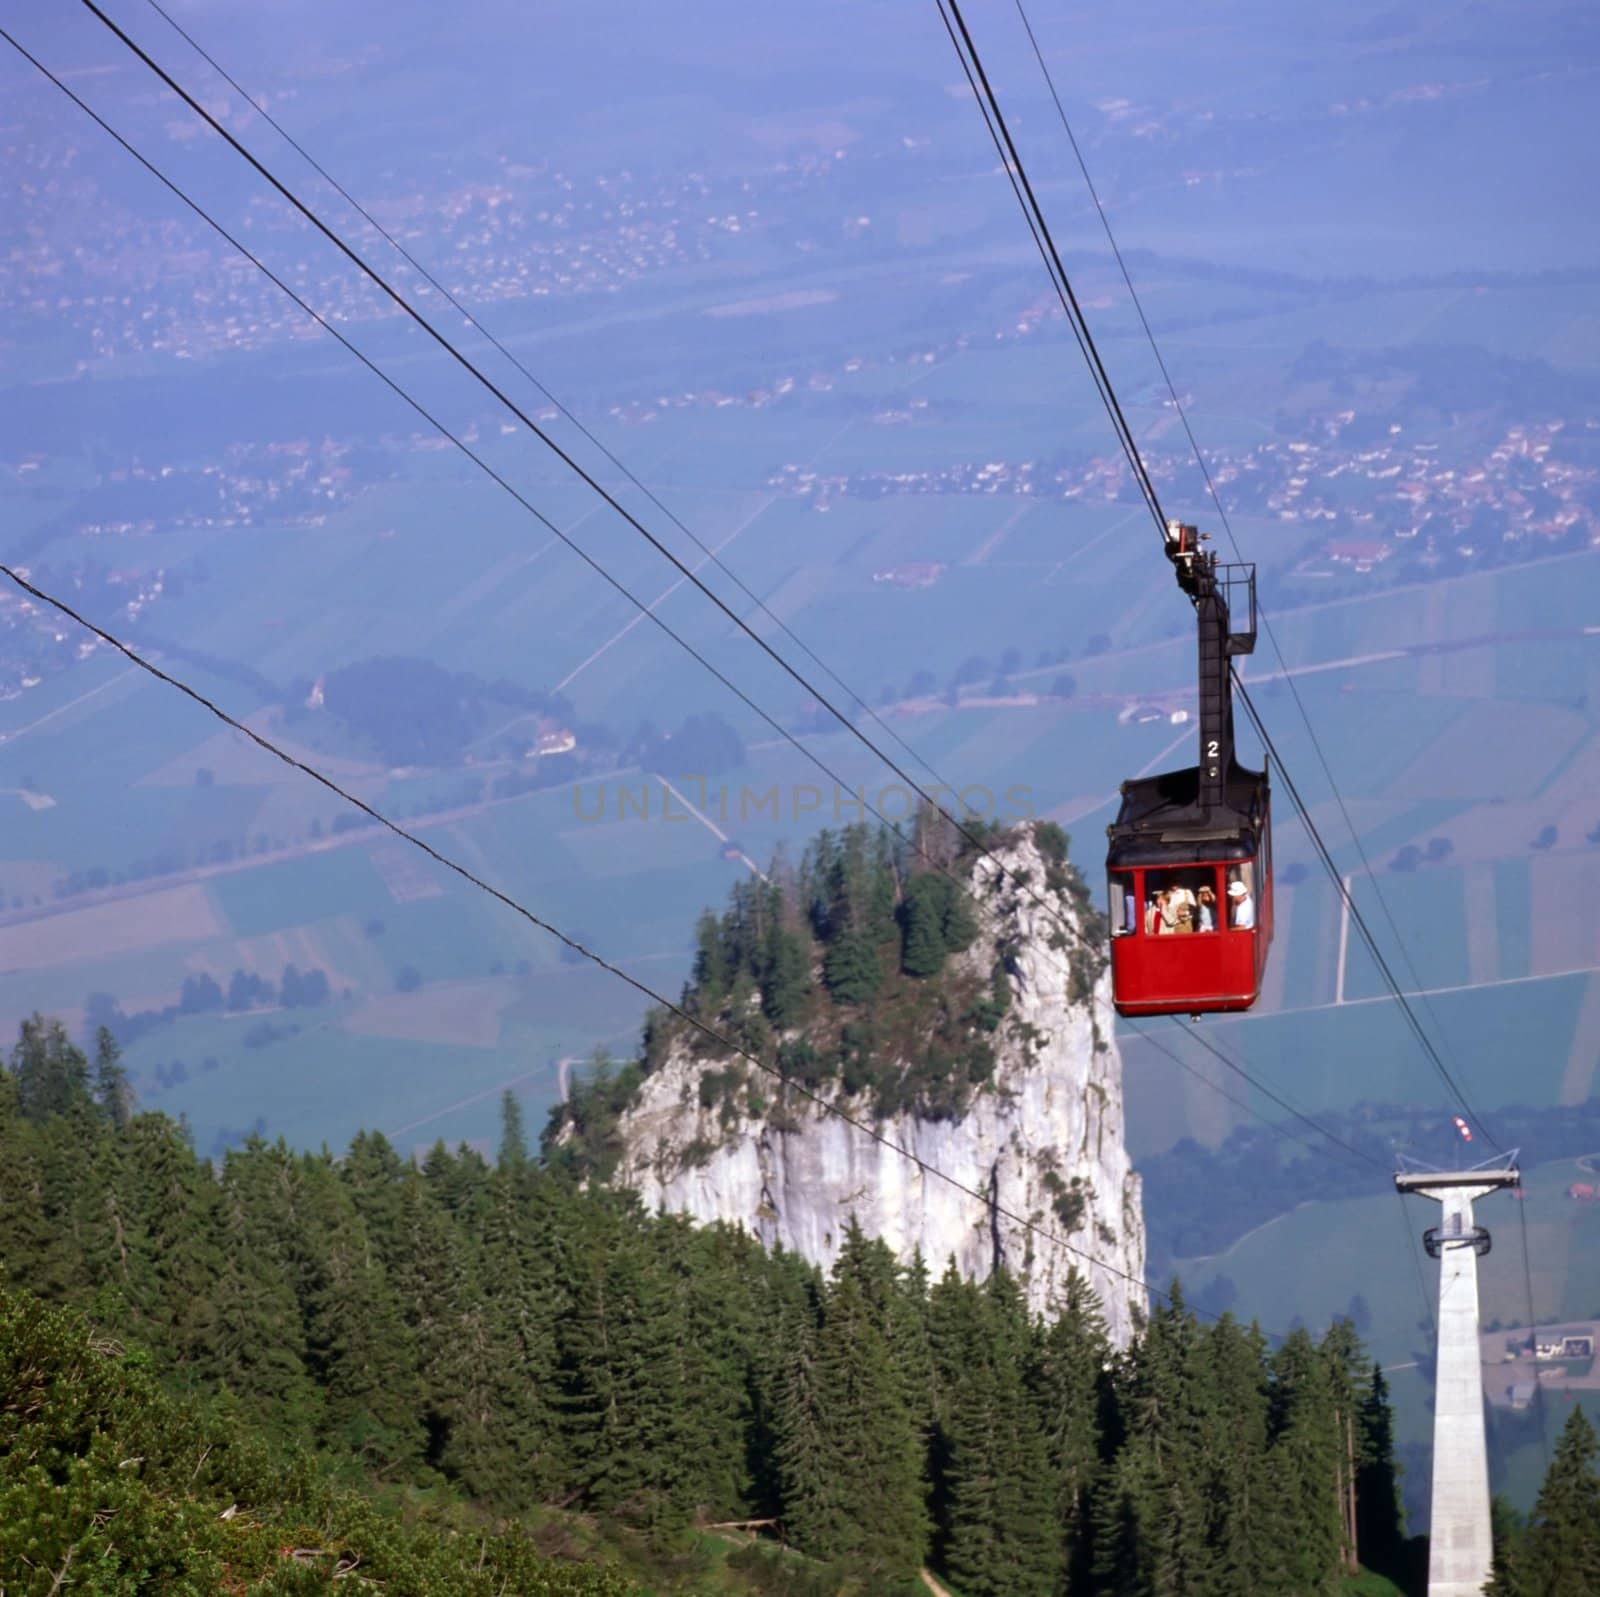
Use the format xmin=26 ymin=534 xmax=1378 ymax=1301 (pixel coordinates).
xmin=5 ymin=110 xmax=852 ymax=365
xmin=5 ymin=399 xmax=1597 ymax=709
xmin=767 ymin=414 xmax=1600 ymax=576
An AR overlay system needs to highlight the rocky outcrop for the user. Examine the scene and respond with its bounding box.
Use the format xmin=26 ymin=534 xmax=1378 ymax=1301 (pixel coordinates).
xmin=602 ymin=828 xmax=1146 ymax=1343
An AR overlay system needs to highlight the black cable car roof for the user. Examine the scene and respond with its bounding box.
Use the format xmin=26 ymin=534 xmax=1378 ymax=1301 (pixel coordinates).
xmin=1107 ymin=759 xmax=1267 ymax=867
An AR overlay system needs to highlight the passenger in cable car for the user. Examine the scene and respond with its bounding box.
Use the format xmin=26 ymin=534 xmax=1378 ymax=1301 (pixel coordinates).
xmin=1160 ymin=880 xmax=1195 ymax=935
xmin=1196 ymin=883 xmax=1217 ymax=932
xmin=1228 ymin=877 xmax=1255 ymax=929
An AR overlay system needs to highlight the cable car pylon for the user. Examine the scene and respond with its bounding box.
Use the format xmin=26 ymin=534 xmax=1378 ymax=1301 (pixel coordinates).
xmin=1395 ymin=1152 xmax=1523 ymax=1597
xmin=1106 ymin=522 xmax=1273 ymax=1016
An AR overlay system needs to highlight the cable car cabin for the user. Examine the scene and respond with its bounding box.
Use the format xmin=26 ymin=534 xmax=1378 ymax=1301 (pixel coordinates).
xmin=1105 ymin=520 xmax=1273 ymax=1018
xmin=1106 ymin=763 xmax=1272 ymax=1017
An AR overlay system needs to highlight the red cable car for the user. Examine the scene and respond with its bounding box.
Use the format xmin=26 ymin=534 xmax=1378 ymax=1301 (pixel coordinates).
xmin=1106 ymin=522 xmax=1273 ymax=1017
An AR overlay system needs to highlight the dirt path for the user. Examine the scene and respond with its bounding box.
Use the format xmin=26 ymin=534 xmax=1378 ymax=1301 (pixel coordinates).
xmin=921 ymin=1571 xmax=956 ymax=1597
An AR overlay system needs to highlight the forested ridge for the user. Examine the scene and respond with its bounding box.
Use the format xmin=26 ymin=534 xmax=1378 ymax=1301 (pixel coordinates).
xmin=0 ymin=1013 xmax=1441 ymax=1596
xmin=556 ymin=818 xmax=1104 ymax=1186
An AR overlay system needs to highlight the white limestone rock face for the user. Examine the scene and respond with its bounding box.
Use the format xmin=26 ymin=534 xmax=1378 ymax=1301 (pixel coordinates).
xmin=605 ymin=829 xmax=1147 ymax=1344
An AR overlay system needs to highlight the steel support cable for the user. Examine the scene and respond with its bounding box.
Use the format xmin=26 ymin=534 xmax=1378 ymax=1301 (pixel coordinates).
xmin=934 ymin=0 xmax=1165 ymax=534
xmin=0 ymin=557 xmax=1261 ymax=1334
xmin=1175 ymin=1019 xmax=1383 ymax=1170
xmin=1002 ymin=0 xmax=1520 ymax=1370
xmin=940 ymin=0 xmax=1498 ymax=1185
xmin=971 ymin=0 xmax=1469 ymax=1089
xmin=938 ymin=0 xmax=1456 ymax=1118
xmin=1123 ymin=1019 xmax=1371 ymax=1172
xmin=11 ymin=30 xmax=1315 ymax=1333
xmin=50 ymin=11 xmax=1270 ymax=1213
xmin=137 ymin=0 xmax=969 ymax=805
xmin=16 ymin=23 xmax=1363 ymax=1322
xmin=1515 ymin=1197 xmax=1554 ymax=1470
xmin=1235 ymin=677 xmax=1504 ymax=1148
xmin=1010 ymin=0 xmax=1465 ymax=1083
xmin=61 ymin=13 xmax=1442 ymax=1332
xmin=1393 ymin=1187 xmax=1440 ymax=1344
xmin=14 ymin=24 xmax=1219 ymax=1210
xmin=115 ymin=0 xmax=1270 ymax=1105
xmin=12 ymin=22 xmax=1283 ymax=1293
xmin=23 ymin=20 xmax=1124 ymax=1020
xmin=3 ymin=28 xmax=974 ymax=896
xmin=13 ymin=27 xmax=1235 ymax=1331
xmin=78 ymin=0 xmax=1141 ymax=976
xmin=931 ymin=0 xmax=1162 ymax=533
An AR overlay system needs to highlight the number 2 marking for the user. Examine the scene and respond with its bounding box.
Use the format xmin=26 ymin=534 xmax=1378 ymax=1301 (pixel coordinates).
xmin=1206 ymin=739 xmax=1220 ymax=759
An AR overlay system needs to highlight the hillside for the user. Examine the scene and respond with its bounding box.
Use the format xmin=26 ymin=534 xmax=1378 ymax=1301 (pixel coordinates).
xmin=0 ymin=1287 xmax=633 ymax=1596
xmin=0 ymin=1015 xmax=1433 ymax=1594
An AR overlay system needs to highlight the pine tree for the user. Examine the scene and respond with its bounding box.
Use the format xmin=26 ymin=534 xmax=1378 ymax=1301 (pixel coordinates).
xmin=1197 ymin=1314 xmax=1273 ymax=1593
xmin=1091 ymin=1281 xmax=1229 ymax=1595
xmin=12 ymin=1014 xmax=91 ymax=1123
xmin=91 ymin=1027 xmax=133 ymax=1131
xmin=1355 ymin=1365 xmax=1406 ymax=1579
xmin=208 ymin=1138 xmax=320 ymax=1435
xmin=342 ymin=1128 xmax=412 ymax=1244
xmin=690 ymin=908 xmax=732 ymax=1006
xmin=498 ymin=1088 xmax=529 ymax=1174
xmin=900 ymin=875 xmax=949 ymax=978
xmin=389 ymin=1166 xmax=483 ymax=1472
xmin=296 ymin=1152 xmax=424 ymax=1473
xmin=1486 ymin=1494 xmax=1527 ymax=1597
xmin=1258 ymin=1327 xmax=1346 ymax=1595
xmin=746 ymin=1246 xmax=823 ymax=1522
xmin=559 ymin=1199 xmax=695 ymax=1525
xmin=421 ymin=1138 xmax=493 ymax=1231
xmin=761 ymin=924 xmax=811 ymax=1027
xmin=1319 ymin=1317 xmax=1366 ymax=1575
xmin=659 ymin=1215 xmax=757 ymax=1518
xmin=66 ymin=1117 xmax=141 ymax=1319
xmin=822 ymin=927 xmax=882 ymax=1005
xmin=123 ymin=1114 xmax=222 ymax=1374
xmin=461 ymin=1165 xmax=568 ymax=1502
xmin=0 ymin=1004 xmax=1424 ymax=1584
xmin=940 ymin=875 xmax=979 ymax=954
xmin=1507 ymin=1407 xmax=1600 ymax=1596
xmin=1031 ymin=1269 xmax=1109 ymax=1588
xmin=930 ymin=1268 xmax=1061 ymax=1597
xmin=778 ymin=1262 xmax=927 ymax=1588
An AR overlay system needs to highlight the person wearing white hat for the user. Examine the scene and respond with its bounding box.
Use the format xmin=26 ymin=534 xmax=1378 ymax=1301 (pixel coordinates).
xmin=1227 ymin=877 xmax=1255 ymax=930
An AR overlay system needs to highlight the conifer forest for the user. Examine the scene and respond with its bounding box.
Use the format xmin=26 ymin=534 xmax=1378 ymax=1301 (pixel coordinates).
xmin=5 ymin=1014 xmax=1586 ymax=1597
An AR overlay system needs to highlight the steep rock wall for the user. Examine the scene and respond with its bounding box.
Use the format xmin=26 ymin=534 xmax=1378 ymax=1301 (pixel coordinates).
xmin=604 ymin=829 xmax=1147 ymax=1343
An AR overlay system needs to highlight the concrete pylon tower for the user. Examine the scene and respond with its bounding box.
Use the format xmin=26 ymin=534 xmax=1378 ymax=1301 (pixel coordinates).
xmin=1395 ymin=1155 xmax=1522 ymax=1597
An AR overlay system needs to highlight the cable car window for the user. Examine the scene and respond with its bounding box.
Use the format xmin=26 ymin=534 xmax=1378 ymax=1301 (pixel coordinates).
xmin=1143 ymin=866 xmax=1220 ymax=936
xmin=1109 ymin=871 xmax=1137 ymax=936
xmin=1225 ymin=862 xmax=1257 ymax=930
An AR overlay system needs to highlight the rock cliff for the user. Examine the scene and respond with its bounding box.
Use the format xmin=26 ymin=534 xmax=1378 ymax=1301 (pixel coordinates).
xmin=581 ymin=824 xmax=1146 ymax=1343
